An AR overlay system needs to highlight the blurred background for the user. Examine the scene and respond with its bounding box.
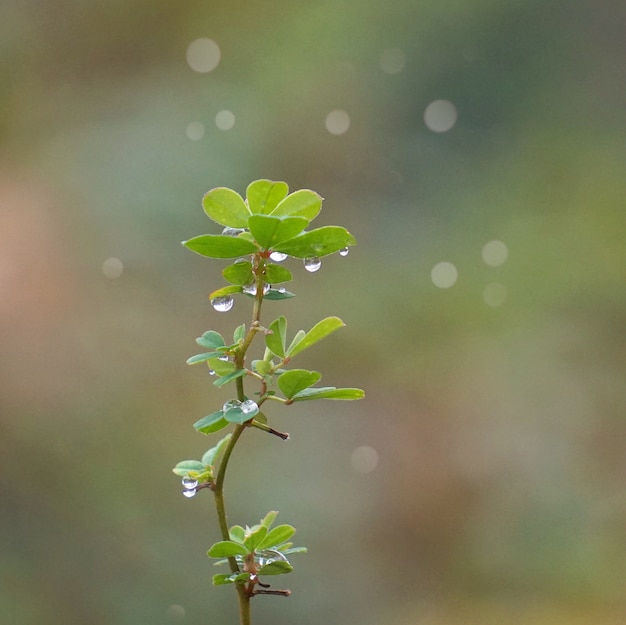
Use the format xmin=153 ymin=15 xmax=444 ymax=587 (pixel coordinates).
xmin=1 ymin=1 xmax=625 ymax=623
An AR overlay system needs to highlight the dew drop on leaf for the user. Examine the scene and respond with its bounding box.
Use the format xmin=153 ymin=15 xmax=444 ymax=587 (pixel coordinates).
xmin=270 ymin=251 xmax=288 ymax=262
xmin=339 ymin=247 xmax=349 ymax=257
xmin=182 ymin=489 xmax=197 ymax=498
xmin=303 ymin=257 xmax=321 ymax=272
xmin=223 ymin=399 xmax=241 ymax=412
xmin=182 ymin=476 xmax=199 ymax=490
xmin=241 ymin=399 xmax=258 ymax=414
xmin=222 ymin=227 xmax=245 ymax=237
xmin=211 ymin=295 xmax=234 ymax=312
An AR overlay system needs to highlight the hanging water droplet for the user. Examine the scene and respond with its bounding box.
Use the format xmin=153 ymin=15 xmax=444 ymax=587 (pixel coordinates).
xmin=241 ymin=399 xmax=258 ymax=414
xmin=270 ymin=251 xmax=288 ymax=262
xmin=255 ymin=549 xmax=289 ymax=568
xmin=218 ymin=354 xmax=229 ymax=362
xmin=182 ymin=476 xmax=199 ymax=490
xmin=182 ymin=489 xmax=197 ymax=498
xmin=211 ymin=296 xmax=234 ymax=312
xmin=223 ymin=399 xmax=241 ymax=412
xmin=208 ymin=369 xmax=216 ymax=376
xmin=242 ymin=283 xmax=257 ymax=296
xmin=263 ymin=283 xmax=270 ymax=294
xmin=339 ymin=247 xmax=349 ymax=257
xmin=222 ymin=227 xmax=245 ymax=237
xmin=304 ymin=257 xmax=322 ymax=272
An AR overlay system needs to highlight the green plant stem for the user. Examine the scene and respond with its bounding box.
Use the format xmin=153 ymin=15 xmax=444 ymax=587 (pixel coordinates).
xmin=212 ymin=255 xmax=266 ymax=625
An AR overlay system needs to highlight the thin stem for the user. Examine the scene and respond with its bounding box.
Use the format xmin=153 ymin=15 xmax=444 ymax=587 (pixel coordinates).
xmin=211 ymin=253 xmax=267 ymax=625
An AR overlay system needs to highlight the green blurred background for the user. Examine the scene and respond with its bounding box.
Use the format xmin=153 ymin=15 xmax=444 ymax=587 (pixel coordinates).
xmin=1 ymin=1 xmax=625 ymax=623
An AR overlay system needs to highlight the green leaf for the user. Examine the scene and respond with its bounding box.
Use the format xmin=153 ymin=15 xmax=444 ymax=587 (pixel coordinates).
xmin=233 ymin=324 xmax=246 ymax=343
xmin=212 ymin=572 xmax=250 ymax=585
xmin=264 ymin=264 xmax=292 ymax=284
xmin=266 ymin=316 xmax=287 ymax=358
xmin=196 ymin=331 xmax=226 ymax=349
xmin=208 ymin=541 xmax=249 ymax=558
xmin=213 ymin=369 xmax=247 ymax=388
xmin=270 ymin=189 xmax=323 ymax=221
xmin=258 ymin=560 xmax=293 ymax=576
xmin=244 ymin=526 xmax=268 ymax=552
xmin=253 ymin=360 xmax=273 ymax=375
xmin=194 ymin=411 xmax=229 ymax=434
xmin=201 ymin=433 xmax=232 ymax=466
xmin=287 ymin=316 xmax=345 ymax=358
xmin=246 ymin=180 xmax=289 ymax=214
xmin=264 ymin=288 xmax=295 ymax=300
xmin=277 ymin=369 xmax=322 ymax=399
xmin=208 ymin=285 xmax=243 ymax=299
xmin=256 ymin=525 xmax=296 ymax=551
xmin=260 ymin=510 xmax=279 ymax=529
xmin=223 ymin=260 xmax=253 ymax=285
xmin=208 ymin=357 xmax=235 ymax=376
xmin=183 ymin=234 xmax=258 ymax=259
xmin=272 ymin=226 xmax=356 ymax=258
xmin=280 ymin=546 xmax=308 ymax=555
xmin=290 ymin=387 xmax=365 ymax=401
xmin=286 ymin=329 xmax=306 ymax=355
xmin=248 ymin=215 xmax=309 ymax=250
xmin=172 ymin=460 xmax=205 ymax=476
xmin=229 ymin=525 xmax=246 ymax=544
xmin=186 ymin=351 xmax=223 ymax=365
xmin=202 ymin=187 xmax=251 ymax=227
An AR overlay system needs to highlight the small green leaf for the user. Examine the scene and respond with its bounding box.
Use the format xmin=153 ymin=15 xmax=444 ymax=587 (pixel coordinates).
xmin=223 ymin=260 xmax=253 ymax=285
xmin=196 ymin=331 xmax=226 ymax=349
xmin=208 ymin=285 xmax=243 ymax=299
xmin=229 ymin=525 xmax=246 ymax=544
xmin=258 ymin=560 xmax=293 ymax=576
xmin=272 ymin=226 xmax=356 ymax=258
xmin=183 ymin=234 xmax=258 ymax=259
xmin=201 ymin=433 xmax=232 ymax=467
xmin=248 ymin=215 xmax=308 ymax=249
xmin=244 ymin=525 xmax=268 ymax=552
xmin=260 ymin=511 xmax=279 ymax=529
xmin=264 ymin=288 xmax=295 ymax=300
xmin=213 ymin=369 xmax=247 ymax=388
xmin=277 ymin=369 xmax=322 ymax=399
xmin=202 ymin=187 xmax=252 ymax=228
xmin=286 ymin=329 xmax=306 ymax=356
xmin=256 ymin=525 xmax=296 ymax=551
xmin=246 ymin=179 xmax=289 ymax=214
xmin=290 ymin=387 xmax=365 ymax=401
xmin=280 ymin=546 xmax=308 ymax=555
xmin=266 ymin=316 xmax=287 ymax=358
xmin=194 ymin=411 xmax=228 ymax=434
xmin=208 ymin=541 xmax=249 ymax=558
xmin=186 ymin=351 xmax=223 ymax=365
xmin=287 ymin=317 xmax=345 ymax=358
xmin=253 ymin=360 xmax=273 ymax=375
xmin=264 ymin=264 xmax=293 ymax=284
xmin=212 ymin=574 xmax=235 ymax=585
xmin=172 ymin=460 xmax=205 ymax=476
xmin=208 ymin=357 xmax=235 ymax=376
xmin=233 ymin=324 xmax=246 ymax=343
xmin=270 ymin=189 xmax=323 ymax=221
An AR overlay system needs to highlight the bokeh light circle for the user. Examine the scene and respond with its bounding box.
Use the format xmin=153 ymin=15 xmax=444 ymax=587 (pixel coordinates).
xmin=325 ymin=109 xmax=350 ymax=135
xmin=186 ymin=38 xmax=221 ymax=73
xmin=483 ymin=282 xmax=507 ymax=307
xmin=215 ymin=110 xmax=235 ymax=130
xmin=431 ymin=261 xmax=458 ymax=288
xmin=102 ymin=257 xmax=123 ymax=279
xmin=351 ymin=445 xmax=379 ymax=474
xmin=186 ymin=121 xmax=204 ymax=141
xmin=380 ymin=48 xmax=406 ymax=74
xmin=424 ymin=99 xmax=458 ymax=133
xmin=482 ymin=240 xmax=508 ymax=266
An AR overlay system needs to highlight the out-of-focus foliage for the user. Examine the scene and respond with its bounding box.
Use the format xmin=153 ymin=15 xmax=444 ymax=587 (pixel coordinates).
xmin=1 ymin=1 xmax=624 ymax=624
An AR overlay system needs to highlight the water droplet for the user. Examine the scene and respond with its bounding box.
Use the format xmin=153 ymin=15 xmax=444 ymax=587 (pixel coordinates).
xmin=218 ymin=354 xmax=229 ymax=362
xmin=242 ymin=284 xmax=256 ymax=296
xmin=255 ymin=549 xmax=288 ymax=568
xmin=223 ymin=399 xmax=241 ymax=412
xmin=182 ymin=476 xmax=199 ymax=490
xmin=222 ymin=227 xmax=245 ymax=237
xmin=277 ymin=287 xmax=286 ymax=293
xmin=208 ymin=369 xmax=216 ymax=376
xmin=270 ymin=251 xmax=288 ymax=262
xmin=182 ymin=489 xmax=196 ymax=498
xmin=339 ymin=247 xmax=349 ymax=257
xmin=241 ymin=399 xmax=258 ymax=414
xmin=211 ymin=296 xmax=234 ymax=312
xmin=304 ymin=257 xmax=321 ymax=272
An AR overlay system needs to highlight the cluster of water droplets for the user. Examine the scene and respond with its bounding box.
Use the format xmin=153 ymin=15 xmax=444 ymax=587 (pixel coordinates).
xmin=235 ymin=549 xmax=289 ymax=574
xmin=242 ymin=282 xmax=270 ymax=296
xmin=222 ymin=399 xmax=258 ymax=414
xmin=182 ymin=476 xmax=199 ymax=498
